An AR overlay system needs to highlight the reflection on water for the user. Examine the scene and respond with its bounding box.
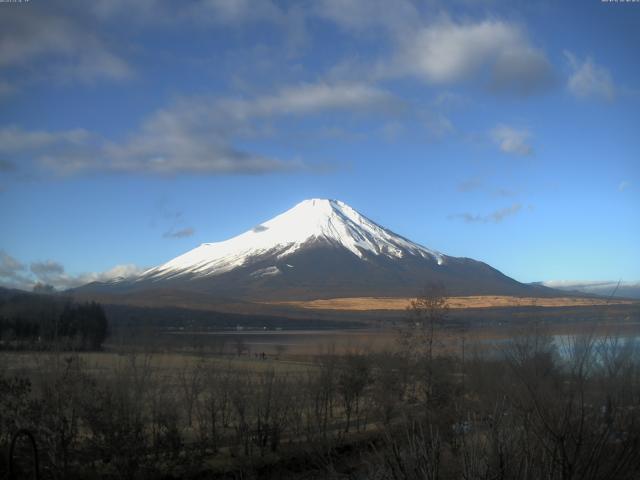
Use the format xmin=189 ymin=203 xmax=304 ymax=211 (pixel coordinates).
xmin=479 ymin=332 xmax=640 ymax=362
xmin=167 ymin=329 xmax=399 ymax=355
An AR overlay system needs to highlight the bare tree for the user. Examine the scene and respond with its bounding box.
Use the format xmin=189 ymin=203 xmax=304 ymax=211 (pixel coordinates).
xmin=178 ymin=359 xmax=204 ymax=427
xmin=196 ymin=364 xmax=233 ymax=454
xmin=371 ymin=352 xmax=405 ymax=425
xmin=250 ymin=369 xmax=293 ymax=455
xmin=401 ymin=283 xmax=450 ymax=405
xmin=372 ymin=422 xmax=442 ymax=480
xmin=406 ymin=284 xmax=449 ymax=360
xmin=337 ymin=353 xmax=371 ymax=433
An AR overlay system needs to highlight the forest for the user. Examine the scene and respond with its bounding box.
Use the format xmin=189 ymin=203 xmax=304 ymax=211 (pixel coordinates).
xmin=0 ymin=290 xmax=108 ymax=351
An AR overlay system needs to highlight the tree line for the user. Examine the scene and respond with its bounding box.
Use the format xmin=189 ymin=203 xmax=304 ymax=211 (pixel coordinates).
xmin=0 ymin=290 xmax=108 ymax=350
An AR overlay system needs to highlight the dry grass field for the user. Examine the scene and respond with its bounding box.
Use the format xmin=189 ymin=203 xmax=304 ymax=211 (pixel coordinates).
xmin=4 ymin=320 xmax=640 ymax=479
xmin=0 ymin=350 xmax=314 ymax=379
xmin=267 ymin=295 xmax=638 ymax=311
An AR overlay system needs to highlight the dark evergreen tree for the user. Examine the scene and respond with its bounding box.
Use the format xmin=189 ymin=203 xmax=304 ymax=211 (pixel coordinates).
xmin=0 ymin=293 xmax=109 ymax=350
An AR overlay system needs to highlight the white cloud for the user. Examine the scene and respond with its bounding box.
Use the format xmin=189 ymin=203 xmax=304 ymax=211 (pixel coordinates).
xmin=85 ymin=0 xmax=162 ymax=20
xmin=0 ymin=9 xmax=132 ymax=84
xmin=314 ymin=7 xmax=555 ymax=95
xmin=248 ymin=83 xmax=397 ymax=116
xmin=86 ymin=0 xmax=285 ymax=25
xmin=315 ymin=0 xmax=419 ymax=35
xmin=491 ymin=124 xmax=533 ymax=156
xmin=0 ymin=251 xmax=32 ymax=289
xmin=99 ymin=82 xmax=393 ymax=175
xmin=193 ymin=0 xmax=283 ymax=24
xmin=0 ymin=126 xmax=91 ymax=152
xmin=80 ymin=0 xmax=309 ymax=57
xmin=401 ymin=20 xmax=512 ymax=83
xmin=565 ymin=52 xmax=615 ymax=101
xmin=92 ymin=264 xmax=147 ymax=282
xmin=393 ymin=19 xmax=554 ymax=94
xmin=1 ymin=82 xmax=396 ymax=176
xmin=30 ymin=260 xmax=65 ymax=276
xmin=1 ymin=251 xmax=146 ymax=290
xmin=37 ymin=263 xmax=146 ymax=290
xmin=1 ymin=121 xmax=289 ymax=177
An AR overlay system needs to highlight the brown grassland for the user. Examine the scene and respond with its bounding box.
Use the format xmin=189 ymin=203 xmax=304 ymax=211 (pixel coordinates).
xmin=267 ymin=295 xmax=638 ymax=311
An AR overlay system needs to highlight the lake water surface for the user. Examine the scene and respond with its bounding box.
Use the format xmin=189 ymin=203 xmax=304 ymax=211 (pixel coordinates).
xmin=167 ymin=322 xmax=640 ymax=356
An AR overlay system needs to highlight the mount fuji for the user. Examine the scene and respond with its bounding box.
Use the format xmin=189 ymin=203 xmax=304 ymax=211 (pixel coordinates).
xmin=76 ymin=199 xmax=554 ymax=304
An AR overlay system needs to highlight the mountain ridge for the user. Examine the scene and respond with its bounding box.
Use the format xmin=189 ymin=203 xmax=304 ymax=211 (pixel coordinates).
xmin=75 ymin=198 xmax=561 ymax=304
xmin=138 ymin=198 xmax=444 ymax=282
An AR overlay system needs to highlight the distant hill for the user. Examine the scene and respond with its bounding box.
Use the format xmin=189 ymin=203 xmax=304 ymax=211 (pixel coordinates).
xmin=535 ymin=281 xmax=640 ymax=300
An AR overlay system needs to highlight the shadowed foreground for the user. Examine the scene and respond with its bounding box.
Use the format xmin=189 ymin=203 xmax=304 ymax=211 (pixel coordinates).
xmin=2 ymin=321 xmax=640 ymax=479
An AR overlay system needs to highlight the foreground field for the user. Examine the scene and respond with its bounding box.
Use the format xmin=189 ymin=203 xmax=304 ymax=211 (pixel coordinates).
xmin=267 ymin=295 xmax=638 ymax=311
xmin=4 ymin=323 xmax=640 ymax=479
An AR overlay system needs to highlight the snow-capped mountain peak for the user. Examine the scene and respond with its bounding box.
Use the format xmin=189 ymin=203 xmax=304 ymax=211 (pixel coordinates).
xmin=140 ymin=198 xmax=443 ymax=281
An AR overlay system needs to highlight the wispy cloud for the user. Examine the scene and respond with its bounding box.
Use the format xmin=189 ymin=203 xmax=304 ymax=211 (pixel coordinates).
xmin=1 ymin=82 xmax=396 ymax=177
xmin=85 ymin=0 xmax=310 ymax=57
xmin=491 ymin=124 xmax=533 ymax=156
xmin=30 ymin=260 xmax=65 ymax=276
xmin=457 ymin=178 xmax=483 ymax=193
xmin=99 ymin=82 xmax=395 ymax=175
xmin=457 ymin=180 xmax=520 ymax=197
xmin=449 ymin=203 xmax=523 ymax=223
xmin=494 ymin=188 xmax=518 ymax=198
xmin=423 ymin=112 xmax=454 ymax=139
xmin=0 ymin=126 xmax=92 ymax=152
xmin=87 ymin=0 xmax=290 ymax=27
xmin=163 ymin=227 xmax=195 ymax=239
xmin=315 ymin=0 xmax=420 ymax=35
xmin=248 ymin=83 xmax=397 ymax=115
xmin=433 ymin=92 xmax=468 ymax=110
xmin=0 ymin=80 xmax=15 ymax=97
xmin=0 ymin=159 xmax=16 ymax=172
xmin=1 ymin=2 xmax=558 ymax=99
xmin=565 ymin=52 xmax=615 ymax=101
xmin=40 ymin=263 xmax=146 ymax=290
xmin=618 ymin=181 xmax=630 ymax=192
xmin=0 ymin=250 xmax=145 ymax=290
xmin=0 ymin=9 xmax=132 ymax=85
xmin=0 ymin=250 xmax=31 ymax=288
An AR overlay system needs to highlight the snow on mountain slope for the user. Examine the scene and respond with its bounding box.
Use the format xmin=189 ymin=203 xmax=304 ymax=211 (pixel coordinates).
xmin=140 ymin=199 xmax=444 ymax=281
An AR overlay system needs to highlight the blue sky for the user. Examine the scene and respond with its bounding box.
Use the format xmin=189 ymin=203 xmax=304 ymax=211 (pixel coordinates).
xmin=0 ymin=0 xmax=638 ymax=290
